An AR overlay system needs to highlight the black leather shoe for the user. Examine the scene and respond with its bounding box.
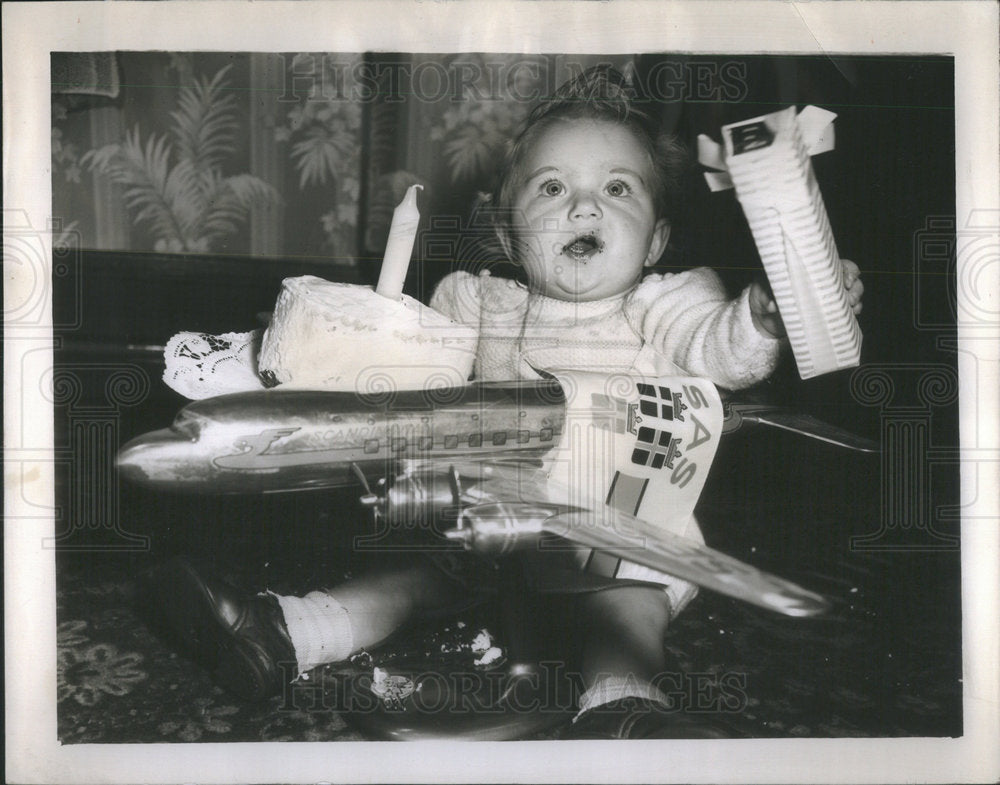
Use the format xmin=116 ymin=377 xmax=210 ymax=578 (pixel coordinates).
xmin=566 ymin=696 xmax=745 ymax=739
xmin=146 ymin=557 xmax=296 ymax=701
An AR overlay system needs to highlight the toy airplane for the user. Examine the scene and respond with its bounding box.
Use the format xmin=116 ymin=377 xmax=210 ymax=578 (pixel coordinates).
xmin=118 ymin=371 xmax=877 ymax=619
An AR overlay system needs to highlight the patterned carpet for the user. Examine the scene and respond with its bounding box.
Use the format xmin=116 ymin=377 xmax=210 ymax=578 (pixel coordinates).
xmin=55 ymin=428 xmax=963 ymax=743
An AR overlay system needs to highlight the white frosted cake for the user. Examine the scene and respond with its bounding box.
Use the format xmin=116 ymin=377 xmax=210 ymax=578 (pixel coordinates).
xmin=259 ymin=276 xmax=477 ymax=393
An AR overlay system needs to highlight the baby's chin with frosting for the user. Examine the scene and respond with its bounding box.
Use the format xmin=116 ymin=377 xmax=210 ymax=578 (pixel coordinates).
xmin=531 ymin=237 xmax=644 ymax=302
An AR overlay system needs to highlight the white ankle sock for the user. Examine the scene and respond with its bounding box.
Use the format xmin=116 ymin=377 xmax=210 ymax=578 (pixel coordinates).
xmin=272 ymin=591 xmax=355 ymax=674
xmin=575 ymin=675 xmax=672 ymax=720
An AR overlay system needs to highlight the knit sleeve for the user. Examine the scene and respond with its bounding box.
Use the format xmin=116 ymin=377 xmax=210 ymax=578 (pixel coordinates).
xmin=429 ymin=270 xmax=482 ymax=328
xmin=626 ymin=269 xmax=784 ymax=390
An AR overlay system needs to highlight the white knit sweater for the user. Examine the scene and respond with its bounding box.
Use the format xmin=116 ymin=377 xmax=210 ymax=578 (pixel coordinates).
xmin=430 ymin=267 xmax=783 ymax=390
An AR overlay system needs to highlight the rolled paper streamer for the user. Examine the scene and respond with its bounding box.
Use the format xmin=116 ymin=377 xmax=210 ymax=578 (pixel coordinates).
xmin=698 ymin=107 xmax=862 ymax=379
xmin=376 ymin=183 xmax=423 ymax=301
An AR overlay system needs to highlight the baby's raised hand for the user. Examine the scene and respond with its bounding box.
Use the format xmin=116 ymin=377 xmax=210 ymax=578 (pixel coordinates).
xmin=842 ymin=259 xmax=864 ymax=315
xmin=750 ymin=259 xmax=864 ymax=338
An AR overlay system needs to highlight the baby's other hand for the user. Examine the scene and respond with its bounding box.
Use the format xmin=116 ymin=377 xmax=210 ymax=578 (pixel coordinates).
xmin=749 ymin=278 xmax=783 ymax=338
xmin=750 ymin=258 xmax=864 ymax=339
xmin=842 ymin=258 xmax=864 ymax=315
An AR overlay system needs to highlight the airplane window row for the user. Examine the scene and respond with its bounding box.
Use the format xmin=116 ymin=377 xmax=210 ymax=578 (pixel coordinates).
xmin=360 ymin=428 xmax=556 ymax=454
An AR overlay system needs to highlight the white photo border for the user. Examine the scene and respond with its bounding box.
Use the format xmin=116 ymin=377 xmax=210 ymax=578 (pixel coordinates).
xmin=4 ymin=1 xmax=998 ymax=783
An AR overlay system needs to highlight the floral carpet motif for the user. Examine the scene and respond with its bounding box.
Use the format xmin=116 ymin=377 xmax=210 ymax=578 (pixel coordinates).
xmin=56 ymin=555 xmax=363 ymax=743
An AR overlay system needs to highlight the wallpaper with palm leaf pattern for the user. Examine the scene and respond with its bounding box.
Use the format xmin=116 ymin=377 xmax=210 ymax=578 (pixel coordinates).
xmin=52 ymin=52 xmax=630 ymax=290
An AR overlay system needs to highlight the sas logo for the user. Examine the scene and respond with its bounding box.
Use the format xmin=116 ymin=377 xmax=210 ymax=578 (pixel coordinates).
xmin=632 ymin=428 xmax=683 ymax=471
xmin=630 ymin=383 xmax=687 ymax=470
xmin=636 ymin=383 xmax=687 ymax=422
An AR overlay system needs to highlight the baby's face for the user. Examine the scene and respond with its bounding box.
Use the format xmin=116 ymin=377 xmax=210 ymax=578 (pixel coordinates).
xmin=510 ymin=119 xmax=670 ymax=302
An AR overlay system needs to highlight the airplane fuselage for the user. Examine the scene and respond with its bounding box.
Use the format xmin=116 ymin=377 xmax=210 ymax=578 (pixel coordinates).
xmin=117 ymin=381 xmax=567 ymax=493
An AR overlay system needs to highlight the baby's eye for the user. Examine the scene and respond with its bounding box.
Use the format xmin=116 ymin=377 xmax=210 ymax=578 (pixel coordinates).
xmin=606 ymin=180 xmax=632 ymax=197
xmin=541 ymin=179 xmax=564 ymax=197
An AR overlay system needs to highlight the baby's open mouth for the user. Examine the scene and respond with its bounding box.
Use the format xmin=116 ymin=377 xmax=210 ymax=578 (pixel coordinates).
xmin=561 ymin=233 xmax=603 ymax=260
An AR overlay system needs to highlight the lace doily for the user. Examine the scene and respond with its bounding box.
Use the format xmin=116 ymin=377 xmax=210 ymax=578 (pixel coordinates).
xmin=163 ymin=330 xmax=266 ymax=400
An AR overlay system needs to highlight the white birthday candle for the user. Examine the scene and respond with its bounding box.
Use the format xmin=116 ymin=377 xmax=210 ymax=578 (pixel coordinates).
xmin=376 ymin=184 xmax=423 ymax=301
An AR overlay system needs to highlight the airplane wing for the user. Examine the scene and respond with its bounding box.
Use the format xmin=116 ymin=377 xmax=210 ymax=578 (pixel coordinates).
xmin=543 ymin=502 xmax=831 ymax=616
xmin=406 ymin=460 xmax=829 ymax=618
xmin=723 ymin=401 xmax=878 ymax=452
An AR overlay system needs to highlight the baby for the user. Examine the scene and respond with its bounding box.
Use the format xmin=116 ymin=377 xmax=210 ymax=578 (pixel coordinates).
xmin=149 ymin=67 xmax=863 ymax=739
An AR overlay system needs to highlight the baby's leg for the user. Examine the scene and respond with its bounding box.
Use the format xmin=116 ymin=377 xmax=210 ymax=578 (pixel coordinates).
xmin=147 ymin=555 xmax=467 ymax=701
xmin=277 ymin=557 xmax=467 ymax=671
xmin=576 ymin=585 xmax=672 ymax=705
xmin=568 ymin=585 xmax=739 ymax=738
